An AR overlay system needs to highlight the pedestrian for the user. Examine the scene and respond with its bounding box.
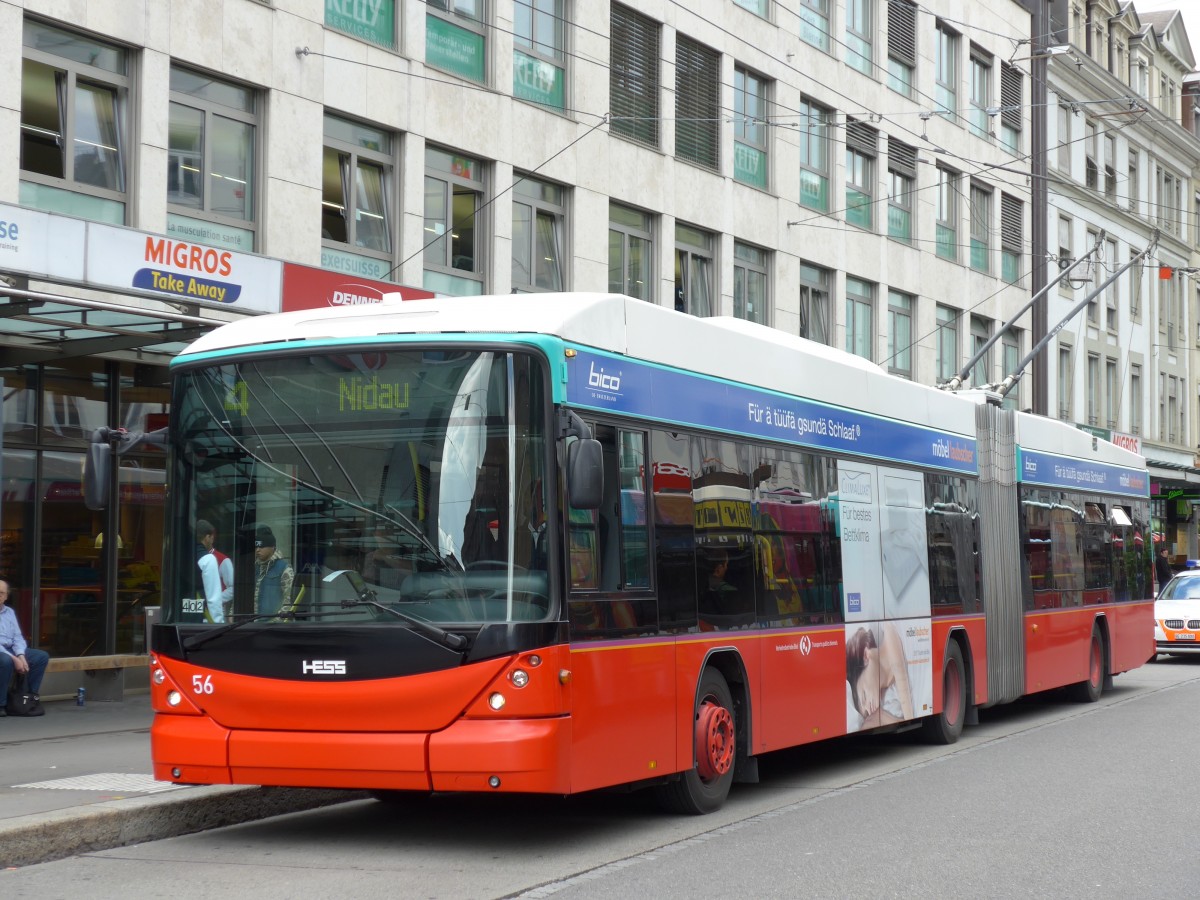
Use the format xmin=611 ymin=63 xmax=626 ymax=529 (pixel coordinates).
xmin=253 ymin=526 xmax=295 ymax=616
xmin=1156 ymin=546 xmax=1173 ymax=592
xmin=195 ymin=519 xmax=225 ymax=623
xmin=0 ymin=578 xmax=50 ymax=717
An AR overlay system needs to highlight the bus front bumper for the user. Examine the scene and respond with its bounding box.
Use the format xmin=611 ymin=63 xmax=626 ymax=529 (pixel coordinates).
xmin=151 ymin=713 xmax=573 ymax=794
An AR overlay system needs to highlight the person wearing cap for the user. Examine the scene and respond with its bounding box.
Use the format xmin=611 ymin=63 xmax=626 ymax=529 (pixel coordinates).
xmin=253 ymin=526 xmax=295 ymax=616
xmin=195 ymin=519 xmax=225 ymax=623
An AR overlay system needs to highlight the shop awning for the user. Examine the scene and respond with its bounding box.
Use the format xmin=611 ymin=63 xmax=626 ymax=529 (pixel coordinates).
xmin=0 ymin=283 xmax=238 ymax=367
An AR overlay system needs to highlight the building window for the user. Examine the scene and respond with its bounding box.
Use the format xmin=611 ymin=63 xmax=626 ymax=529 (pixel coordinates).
xmin=734 ymin=67 xmax=770 ymax=189
xmin=1086 ymin=228 xmax=1100 ymax=324
xmin=733 ymin=0 xmax=769 ymax=17
xmin=325 ymin=0 xmax=397 ymax=49
xmin=845 ymin=119 xmax=876 ymax=230
xmin=999 ymin=63 xmax=1022 ymax=153
xmin=1058 ymin=344 xmax=1073 ymax=420
xmin=936 ymin=168 xmax=959 ymax=260
xmin=845 ymin=278 xmax=874 ymax=360
xmin=799 ymin=99 xmax=830 ymax=211
xmin=1001 ymin=193 xmax=1022 ymax=284
xmin=168 ymin=67 xmax=257 ymax=250
xmin=970 ymin=315 xmax=990 ymax=386
xmin=1130 ymin=364 xmax=1142 ymax=434
xmin=610 ymin=5 xmax=660 ymax=147
xmin=1056 ymin=102 xmax=1071 ymax=172
xmin=427 ymin=0 xmax=487 ymax=84
xmin=1001 ymin=330 xmax=1020 ymax=410
xmin=887 ymin=290 xmax=913 ymax=378
xmin=1058 ymin=215 xmax=1073 ymax=295
xmin=514 ymin=0 xmax=567 ymax=110
xmin=676 ymin=35 xmax=720 ymax=169
xmin=1084 ymin=120 xmax=1098 ymax=189
xmin=1129 ymin=249 xmax=1141 ymax=319
xmin=936 ymin=306 xmax=958 ymax=382
xmin=424 ymin=146 xmax=485 ymax=296
xmin=675 ymin=224 xmax=715 ymax=316
xmin=609 ymin=203 xmax=653 ymax=300
xmin=734 ymin=241 xmax=769 ymax=324
xmin=511 ymin=175 xmax=566 ymax=292
xmin=935 ymin=22 xmax=958 ymax=119
xmin=1103 ymin=135 xmax=1116 ymax=200
xmin=969 ymin=183 xmax=991 ymax=272
xmin=800 ymin=0 xmax=830 ymax=53
xmin=968 ymin=46 xmax=991 ymax=139
xmin=886 ymin=0 xmax=916 ymax=97
xmin=1105 ymin=358 xmax=1118 ymax=429
xmin=1086 ymin=353 xmax=1099 ymax=425
xmin=799 ymin=262 xmax=831 ymax=344
xmin=20 ymin=20 xmax=129 ymax=224
xmin=887 ymin=140 xmax=916 ymax=243
xmin=1104 ymin=236 xmax=1118 ymax=333
xmin=321 ymin=114 xmax=393 ymax=280
xmin=1128 ymin=149 xmax=1139 ymax=214
xmin=845 ymin=0 xmax=873 ymax=75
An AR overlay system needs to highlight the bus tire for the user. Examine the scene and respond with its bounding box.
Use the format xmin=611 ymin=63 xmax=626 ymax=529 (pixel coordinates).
xmin=654 ymin=667 xmax=736 ymax=815
xmin=1069 ymin=624 xmax=1105 ymax=703
xmin=922 ymin=641 xmax=966 ymax=745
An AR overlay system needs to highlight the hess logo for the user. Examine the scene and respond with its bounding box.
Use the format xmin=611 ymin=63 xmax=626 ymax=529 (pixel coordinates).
xmin=302 ymin=660 xmax=346 ymax=675
xmin=588 ymin=361 xmax=621 ymax=393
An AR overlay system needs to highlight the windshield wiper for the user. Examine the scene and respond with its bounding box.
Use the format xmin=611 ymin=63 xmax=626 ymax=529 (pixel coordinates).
xmin=339 ymin=597 xmax=468 ymax=650
xmin=183 ymin=611 xmax=307 ymax=650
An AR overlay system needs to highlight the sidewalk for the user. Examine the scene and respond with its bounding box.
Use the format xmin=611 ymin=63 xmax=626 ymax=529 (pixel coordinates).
xmin=0 ymin=694 xmax=357 ymax=868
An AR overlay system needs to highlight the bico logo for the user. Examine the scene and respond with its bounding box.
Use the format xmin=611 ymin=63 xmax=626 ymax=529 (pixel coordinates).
xmin=302 ymin=660 xmax=346 ymax=675
xmin=799 ymin=635 xmax=812 ymax=656
xmin=588 ymin=361 xmax=621 ymax=393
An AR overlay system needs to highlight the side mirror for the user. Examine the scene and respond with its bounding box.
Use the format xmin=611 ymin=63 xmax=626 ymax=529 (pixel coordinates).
xmin=567 ymin=438 xmax=603 ymax=509
xmin=83 ymin=439 xmax=112 ymax=510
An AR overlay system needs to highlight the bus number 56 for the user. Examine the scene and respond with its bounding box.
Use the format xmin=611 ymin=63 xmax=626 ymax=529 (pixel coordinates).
xmin=192 ymin=675 xmax=214 ymax=695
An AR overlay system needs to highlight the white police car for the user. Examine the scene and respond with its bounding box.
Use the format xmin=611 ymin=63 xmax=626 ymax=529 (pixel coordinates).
xmin=1155 ymin=571 xmax=1200 ymax=656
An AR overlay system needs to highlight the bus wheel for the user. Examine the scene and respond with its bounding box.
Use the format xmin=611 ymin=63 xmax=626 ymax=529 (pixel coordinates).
xmin=922 ymin=642 xmax=966 ymax=745
xmin=655 ymin=668 xmax=736 ymax=815
xmin=1069 ymin=625 xmax=1105 ymax=703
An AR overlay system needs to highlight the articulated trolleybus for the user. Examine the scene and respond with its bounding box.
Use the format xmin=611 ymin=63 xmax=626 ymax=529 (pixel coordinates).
xmin=124 ymin=293 xmax=1153 ymax=813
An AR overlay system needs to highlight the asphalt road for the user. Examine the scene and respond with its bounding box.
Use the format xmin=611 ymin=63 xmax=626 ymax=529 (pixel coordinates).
xmin=4 ymin=657 xmax=1198 ymax=900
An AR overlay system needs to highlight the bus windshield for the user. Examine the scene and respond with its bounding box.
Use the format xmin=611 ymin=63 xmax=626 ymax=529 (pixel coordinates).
xmin=166 ymin=347 xmax=550 ymax=630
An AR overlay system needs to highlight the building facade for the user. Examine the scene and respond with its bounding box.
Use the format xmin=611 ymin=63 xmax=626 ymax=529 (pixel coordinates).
xmin=0 ymin=0 xmax=1087 ymax=663
xmin=1044 ymin=3 xmax=1200 ymax=559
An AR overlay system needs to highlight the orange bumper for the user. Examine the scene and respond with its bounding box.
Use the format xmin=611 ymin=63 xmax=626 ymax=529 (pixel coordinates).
xmin=151 ymin=713 xmax=572 ymax=794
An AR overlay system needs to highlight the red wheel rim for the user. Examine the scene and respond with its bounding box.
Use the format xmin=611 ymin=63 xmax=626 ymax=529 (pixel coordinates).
xmin=694 ymin=699 xmax=735 ymax=782
xmin=944 ymin=658 xmax=963 ymax=727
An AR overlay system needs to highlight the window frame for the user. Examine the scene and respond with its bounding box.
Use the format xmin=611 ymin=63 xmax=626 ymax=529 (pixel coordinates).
xmin=936 ymin=167 xmax=959 ymax=261
xmin=935 ymin=305 xmax=959 ymax=383
xmin=511 ymin=173 xmax=567 ymax=293
xmin=734 ymin=240 xmax=770 ymax=325
xmin=167 ymin=65 xmax=260 ymax=248
xmin=675 ymin=33 xmax=720 ymax=170
xmin=968 ymin=45 xmax=992 ymax=139
xmin=20 ymin=19 xmax=131 ymax=224
xmin=799 ymin=261 xmax=831 ymax=344
xmin=513 ymin=0 xmax=568 ymax=111
xmin=887 ymin=290 xmax=913 ymax=378
xmin=321 ymin=112 xmax=395 ymax=269
xmin=609 ymin=202 xmax=654 ymax=301
xmin=426 ymin=0 xmax=489 ymax=85
xmin=969 ymin=182 xmax=991 ymax=272
xmin=610 ymin=4 xmax=660 ymax=148
xmin=845 ymin=0 xmax=873 ymax=76
xmin=734 ymin=65 xmax=770 ymax=189
xmin=674 ymin=223 xmax=715 ymax=317
xmin=935 ymin=22 xmax=959 ymax=120
xmin=423 ymin=145 xmax=487 ymax=295
xmin=798 ymin=98 xmax=831 ymax=211
xmin=845 ymin=276 xmax=874 ymax=361
xmin=800 ymin=0 xmax=831 ymax=53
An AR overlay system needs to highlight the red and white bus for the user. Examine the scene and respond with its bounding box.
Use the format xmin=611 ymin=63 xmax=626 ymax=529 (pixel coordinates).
xmin=102 ymin=294 xmax=1153 ymax=813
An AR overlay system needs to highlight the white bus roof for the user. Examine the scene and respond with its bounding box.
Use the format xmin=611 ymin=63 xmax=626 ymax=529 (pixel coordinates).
xmin=182 ymin=293 xmax=978 ymax=440
xmin=180 ymin=292 xmax=1146 ymax=474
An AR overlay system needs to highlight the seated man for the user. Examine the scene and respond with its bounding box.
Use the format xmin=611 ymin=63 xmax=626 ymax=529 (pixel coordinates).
xmin=0 ymin=578 xmax=50 ymax=716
